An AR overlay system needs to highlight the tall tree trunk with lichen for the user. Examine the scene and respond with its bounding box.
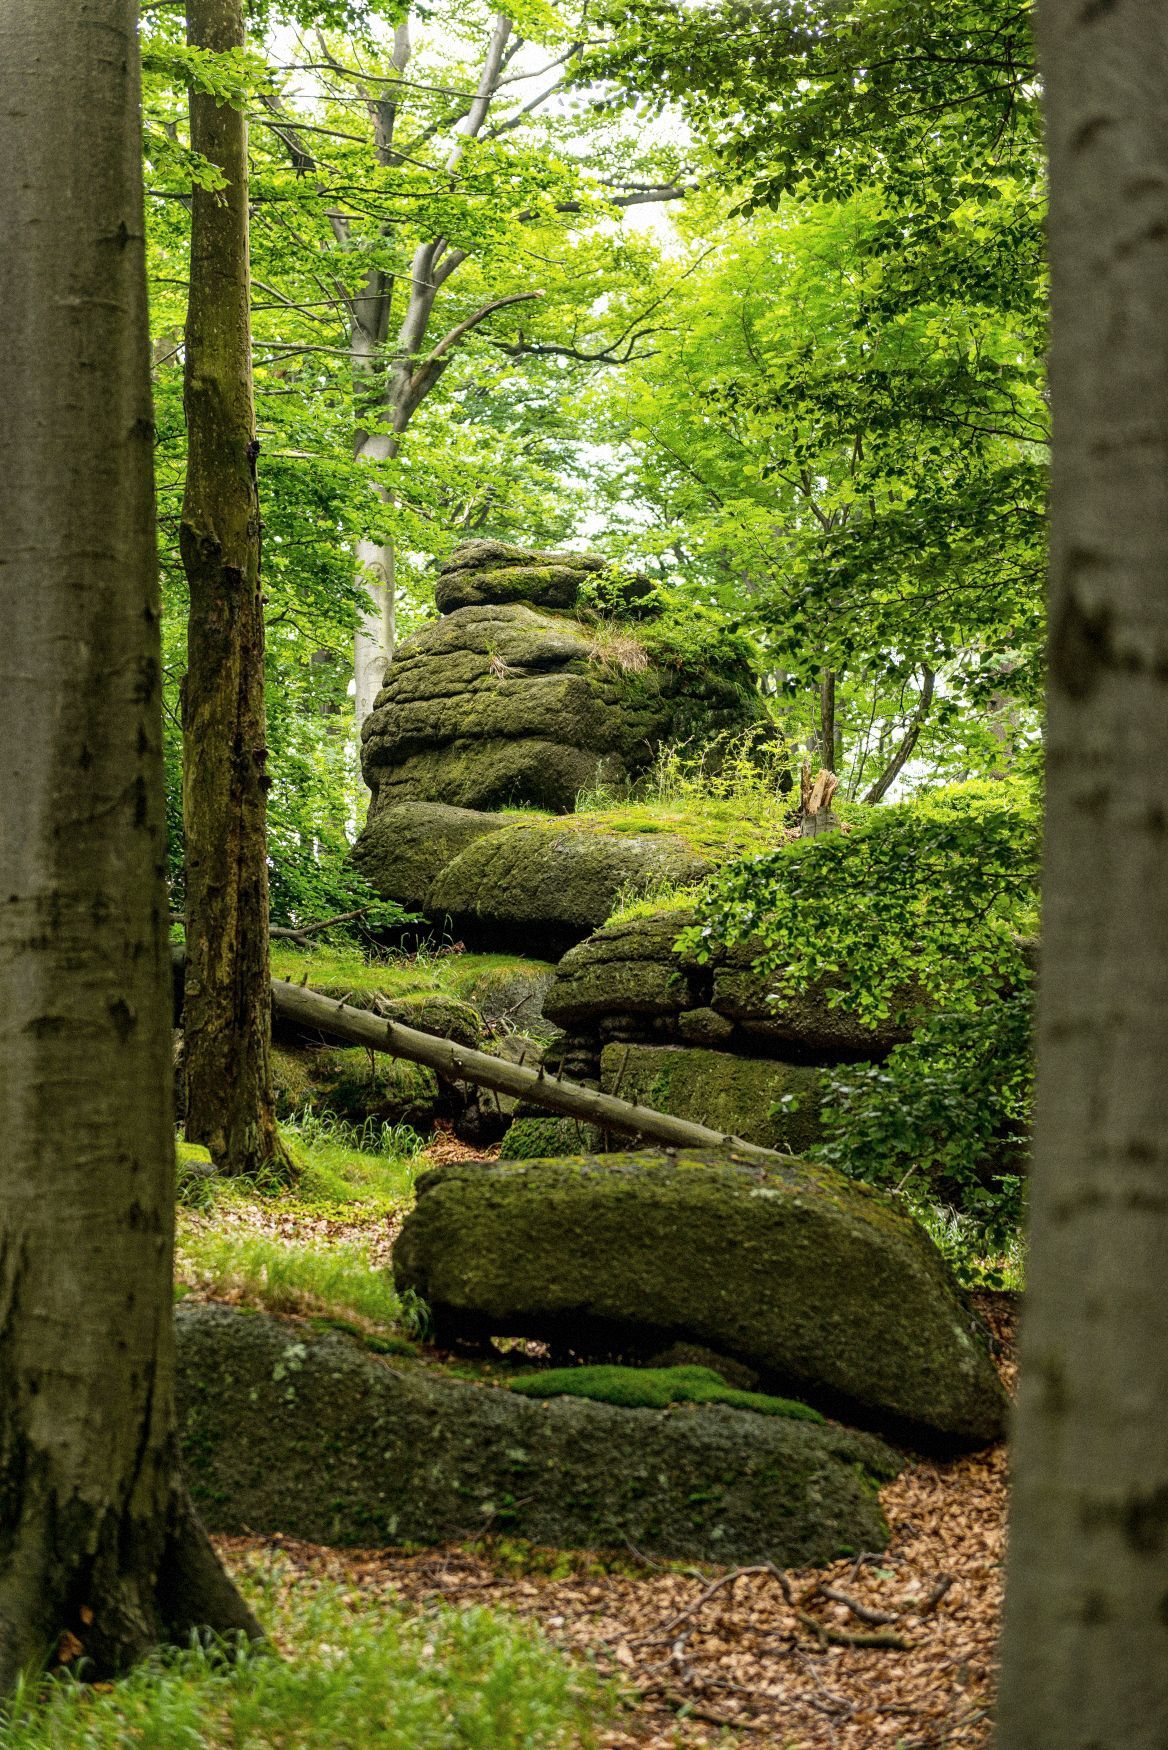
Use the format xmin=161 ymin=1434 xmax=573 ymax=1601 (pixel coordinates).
xmin=181 ymin=0 xmax=285 ymax=1175
xmin=0 ymin=0 xmax=261 ymax=1693
xmin=998 ymin=4 xmax=1168 ymax=1742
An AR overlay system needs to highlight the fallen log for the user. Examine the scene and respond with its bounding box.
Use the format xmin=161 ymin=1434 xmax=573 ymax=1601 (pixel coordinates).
xmin=270 ymin=976 xmax=786 ymax=1167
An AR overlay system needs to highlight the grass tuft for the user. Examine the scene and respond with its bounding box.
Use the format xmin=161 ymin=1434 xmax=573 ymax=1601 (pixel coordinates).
xmin=1 ymin=1549 xmax=615 ymax=1747
xmin=176 ymin=1230 xmax=408 ymax=1336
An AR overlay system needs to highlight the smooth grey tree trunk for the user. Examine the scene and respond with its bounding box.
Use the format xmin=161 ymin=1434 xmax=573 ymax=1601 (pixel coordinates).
xmin=0 ymin=0 xmax=259 ymax=1693
xmin=998 ymin=6 xmax=1168 ymax=1743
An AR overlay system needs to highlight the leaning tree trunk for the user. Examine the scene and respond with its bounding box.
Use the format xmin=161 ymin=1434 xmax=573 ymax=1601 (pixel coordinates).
xmin=998 ymin=6 xmax=1168 ymax=1743
xmin=0 ymin=0 xmax=260 ymax=1693
xmin=181 ymin=0 xmax=285 ymax=1175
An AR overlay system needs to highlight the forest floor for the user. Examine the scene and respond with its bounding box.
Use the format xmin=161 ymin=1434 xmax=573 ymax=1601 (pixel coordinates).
xmin=182 ymin=1129 xmax=1014 ymax=1749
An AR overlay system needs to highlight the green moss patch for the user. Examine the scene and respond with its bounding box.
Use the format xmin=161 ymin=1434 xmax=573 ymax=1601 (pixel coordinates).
xmin=510 ymin=1363 xmax=824 ymax=1422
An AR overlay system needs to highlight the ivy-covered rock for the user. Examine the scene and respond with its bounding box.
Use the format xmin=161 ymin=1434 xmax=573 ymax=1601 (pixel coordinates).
xmin=393 ymin=1151 xmax=1008 ymax=1445
xmin=176 ymin=1302 xmax=899 ymax=1566
xmin=599 ymin=1042 xmax=825 ymax=1154
xmin=426 ymin=821 xmax=714 ymax=957
xmin=545 ymin=910 xmax=912 ymax=1061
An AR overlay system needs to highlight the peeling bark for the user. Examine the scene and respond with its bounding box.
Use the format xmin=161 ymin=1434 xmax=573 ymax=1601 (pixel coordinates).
xmin=0 ymin=0 xmax=259 ymax=1693
xmin=181 ymin=0 xmax=286 ymax=1176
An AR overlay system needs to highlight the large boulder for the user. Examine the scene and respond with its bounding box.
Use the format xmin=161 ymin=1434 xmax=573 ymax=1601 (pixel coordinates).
xmin=433 ymin=541 xmax=607 ymax=614
xmin=426 ymin=820 xmax=714 ymax=957
xmin=599 ymin=1042 xmax=825 ymax=1154
xmin=176 ymin=1302 xmax=898 ymax=1567
xmin=393 ymin=1151 xmax=1008 ymax=1446
xmin=350 ymin=799 xmax=505 ymax=914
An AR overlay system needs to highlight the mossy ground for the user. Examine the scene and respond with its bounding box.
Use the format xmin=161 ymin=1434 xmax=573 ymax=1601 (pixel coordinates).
xmin=510 ymin=1363 xmax=825 ymax=1422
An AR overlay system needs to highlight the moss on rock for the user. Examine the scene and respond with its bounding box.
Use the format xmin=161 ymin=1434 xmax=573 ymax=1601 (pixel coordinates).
xmin=499 ymin=1114 xmax=603 ymax=1159
xmin=351 ymin=799 xmax=505 ymax=912
xmin=427 ymin=822 xmax=715 ymax=957
xmin=300 ymin=1045 xmax=441 ymax=1130
xmin=600 ymin=1042 xmax=824 ymax=1154
xmin=546 ymin=909 xmax=913 ymax=1060
xmin=176 ymin=1302 xmax=898 ymax=1565
xmin=359 ymin=597 xmax=760 ymax=816
xmin=509 ymin=1363 xmax=824 ymax=1421
xmin=392 ymin=1150 xmax=1008 ymax=1446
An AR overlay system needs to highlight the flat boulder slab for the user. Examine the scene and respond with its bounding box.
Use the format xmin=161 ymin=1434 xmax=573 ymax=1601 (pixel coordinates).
xmin=546 ymin=910 xmax=914 ymax=1063
xmin=426 ymin=820 xmax=715 ymax=957
xmin=175 ymin=1302 xmax=898 ymax=1568
xmin=393 ymin=1152 xmax=1008 ymax=1447
xmin=433 ymin=541 xmax=607 ymax=614
xmin=600 ymin=1041 xmax=825 ymax=1155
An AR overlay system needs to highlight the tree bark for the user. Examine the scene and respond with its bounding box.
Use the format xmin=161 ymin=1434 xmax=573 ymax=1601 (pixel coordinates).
xmin=0 ymin=0 xmax=260 ymax=1693
xmin=272 ymin=979 xmax=786 ymax=1167
xmin=181 ymin=0 xmax=286 ymax=1175
xmin=998 ymin=7 xmax=1168 ymax=1743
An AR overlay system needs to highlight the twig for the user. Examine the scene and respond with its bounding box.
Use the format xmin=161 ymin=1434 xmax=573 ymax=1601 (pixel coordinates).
xmin=270 ymin=906 xmax=370 ymax=943
xmin=635 ymin=1563 xmax=788 ymax=1644
xmin=816 ymin=1584 xmax=903 ymax=1627
xmin=794 ymin=1609 xmax=913 ymax=1651
xmin=919 ymin=1574 xmax=956 ymax=1615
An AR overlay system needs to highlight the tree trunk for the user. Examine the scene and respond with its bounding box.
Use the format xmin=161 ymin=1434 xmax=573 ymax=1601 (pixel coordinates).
xmin=998 ymin=7 xmax=1168 ymax=1742
xmin=181 ymin=0 xmax=285 ymax=1175
xmin=0 ymin=0 xmax=260 ymax=1693
xmin=271 ymin=979 xmax=787 ymax=1167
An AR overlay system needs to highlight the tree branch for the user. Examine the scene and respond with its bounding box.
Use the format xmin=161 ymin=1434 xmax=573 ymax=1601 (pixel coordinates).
xmin=863 ymin=667 xmax=936 ymax=804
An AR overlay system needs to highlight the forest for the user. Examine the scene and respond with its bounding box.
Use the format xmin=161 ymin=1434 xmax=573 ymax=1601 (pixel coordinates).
xmin=0 ymin=0 xmax=1164 ymax=1745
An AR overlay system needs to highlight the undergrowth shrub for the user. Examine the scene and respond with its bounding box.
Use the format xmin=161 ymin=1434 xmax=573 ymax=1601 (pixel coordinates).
xmin=677 ymin=781 xmax=1039 ymax=1266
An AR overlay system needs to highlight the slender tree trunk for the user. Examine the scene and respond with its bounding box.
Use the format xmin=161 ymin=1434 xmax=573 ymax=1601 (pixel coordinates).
xmin=818 ymin=668 xmax=837 ymax=770
xmin=998 ymin=7 xmax=1168 ymax=1742
xmin=0 ymin=0 xmax=260 ymax=1693
xmin=181 ymin=0 xmax=285 ymax=1175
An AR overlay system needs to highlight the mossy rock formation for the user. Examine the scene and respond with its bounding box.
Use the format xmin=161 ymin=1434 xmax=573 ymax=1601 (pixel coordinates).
xmin=545 ymin=910 xmax=915 ymax=1065
xmin=357 ymin=541 xmax=760 ymax=818
xmin=350 ymin=799 xmax=507 ymax=915
xmin=354 ymin=806 xmax=718 ymax=957
xmin=393 ymin=1151 xmax=1008 ymax=1446
xmin=175 ymin=1302 xmax=898 ymax=1566
xmin=599 ymin=1042 xmax=825 ymax=1154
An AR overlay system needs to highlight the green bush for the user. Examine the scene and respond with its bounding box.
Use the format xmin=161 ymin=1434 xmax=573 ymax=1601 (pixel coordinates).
xmin=677 ymin=780 xmax=1039 ymax=1025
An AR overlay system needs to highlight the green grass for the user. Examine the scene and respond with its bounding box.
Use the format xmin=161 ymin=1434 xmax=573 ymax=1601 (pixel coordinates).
xmin=271 ymin=942 xmax=557 ymax=999
xmin=509 ymin=1363 xmax=825 ymax=1422
xmin=176 ymin=1230 xmax=409 ymax=1337
xmin=1 ymin=1550 xmax=615 ymax=1747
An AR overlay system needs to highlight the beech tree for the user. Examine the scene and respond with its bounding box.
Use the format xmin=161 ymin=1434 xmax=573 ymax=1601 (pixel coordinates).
xmin=181 ymin=0 xmax=286 ymax=1175
xmin=998 ymin=4 xmax=1168 ymax=1741
xmin=0 ymin=0 xmax=259 ymax=1691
